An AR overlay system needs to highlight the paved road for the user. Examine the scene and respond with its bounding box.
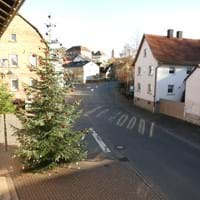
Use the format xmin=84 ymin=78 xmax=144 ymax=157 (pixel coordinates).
xmin=75 ymin=81 xmax=200 ymax=200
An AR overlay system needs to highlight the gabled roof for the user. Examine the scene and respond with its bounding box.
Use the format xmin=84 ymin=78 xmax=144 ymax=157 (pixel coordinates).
xmin=134 ymin=34 xmax=200 ymax=66
xmin=17 ymin=14 xmax=47 ymax=45
xmin=73 ymin=54 xmax=91 ymax=62
xmin=66 ymin=45 xmax=91 ymax=52
xmin=63 ymin=61 xmax=90 ymax=68
xmin=0 ymin=0 xmax=25 ymax=37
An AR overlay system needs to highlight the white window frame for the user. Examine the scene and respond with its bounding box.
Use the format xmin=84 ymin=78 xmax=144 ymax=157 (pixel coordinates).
xmin=167 ymin=84 xmax=174 ymax=94
xmin=29 ymin=54 xmax=37 ymax=67
xmin=148 ymin=65 xmax=153 ymax=76
xmin=169 ymin=66 xmax=175 ymax=74
xmin=186 ymin=66 xmax=193 ymax=74
xmin=10 ymin=79 xmax=19 ymax=91
xmin=0 ymin=58 xmax=8 ymax=67
xmin=10 ymin=33 xmax=16 ymax=42
xmin=143 ymin=48 xmax=147 ymax=57
xmin=137 ymin=83 xmax=141 ymax=92
xmin=9 ymin=54 xmax=18 ymax=67
xmin=138 ymin=66 xmax=141 ymax=75
xmin=147 ymin=83 xmax=152 ymax=94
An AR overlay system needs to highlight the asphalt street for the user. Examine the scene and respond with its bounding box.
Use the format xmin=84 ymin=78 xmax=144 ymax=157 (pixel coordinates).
xmin=74 ymin=81 xmax=200 ymax=200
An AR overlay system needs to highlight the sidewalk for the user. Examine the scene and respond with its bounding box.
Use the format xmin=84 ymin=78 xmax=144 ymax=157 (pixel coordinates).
xmin=0 ymin=143 xmax=163 ymax=200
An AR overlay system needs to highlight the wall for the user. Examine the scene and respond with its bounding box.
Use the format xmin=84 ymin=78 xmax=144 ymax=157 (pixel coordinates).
xmin=160 ymin=99 xmax=185 ymax=120
xmin=83 ymin=62 xmax=99 ymax=83
xmin=156 ymin=65 xmax=191 ymax=102
xmin=134 ymin=97 xmax=154 ymax=112
xmin=185 ymin=68 xmax=200 ymax=125
xmin=0 ymin=15 xmax=46 ymax=100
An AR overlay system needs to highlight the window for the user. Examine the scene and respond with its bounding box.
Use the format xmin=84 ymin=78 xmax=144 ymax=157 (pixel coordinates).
xmin=147 ymin=84 xmax=152 ymax=94
xmin=143 ymin=48 xmax=147 ymax=57
xmin=0 ymin=58 xmax=8 ymax=67
xmin=148 ymin=66 xmax=153 ymax=76
xmin=169 ymin=66 xmax=175 ymax=74
xmin=138 ymin=66 xmax=141 ymax=75
xmin=137 ymin=83 xmax=141 ymax=92
xmin=10 ymin=34 xmax=16 ymax=42
xmin=29 ymin=54 xmax=37 ymax=67
xmin=11 ymin=79 xmax=19 ymax=91
xmin=168 ymin=85 xmax=174 ymax=94
xmin=186 ymin=66 xmax=193 ymax=74
xmin=9 ymin=54 xmax=18 ymax=67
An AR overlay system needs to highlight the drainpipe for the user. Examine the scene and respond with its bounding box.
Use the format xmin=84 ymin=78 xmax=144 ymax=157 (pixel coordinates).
xmin=153 ymin=64 xmax=161 ymax=113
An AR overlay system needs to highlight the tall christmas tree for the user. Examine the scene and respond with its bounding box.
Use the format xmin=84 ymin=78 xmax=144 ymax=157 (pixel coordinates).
xmin=14 ymin=16 xmax=87 ymax=170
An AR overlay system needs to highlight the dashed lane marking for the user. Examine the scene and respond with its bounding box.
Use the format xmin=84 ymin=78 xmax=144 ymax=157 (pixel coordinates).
xmin=91 ymin=129 xmax=111 ymax=153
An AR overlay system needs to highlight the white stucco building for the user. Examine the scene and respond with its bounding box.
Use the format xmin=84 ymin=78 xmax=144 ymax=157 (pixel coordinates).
xmin=184 ymin=67 xmax=200 ymax=125
xmin=63 ymin=61 xmax=99 ymax=84
xmin=134 ymin=30 xmax=200 ymax=112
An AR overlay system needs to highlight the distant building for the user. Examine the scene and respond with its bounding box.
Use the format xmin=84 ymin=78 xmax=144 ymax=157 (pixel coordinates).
xmin=65 ymin=45 xmax=91 ymax=61
xmin=0 ymin=14 xmax=47 ymax=100
xmin=92 ymin=51 xmax=108 ymax=66
xmin=63 ymin=61 xmax=99 ymax=84
xmin=134 ymin=29 xmax=200 ymax=112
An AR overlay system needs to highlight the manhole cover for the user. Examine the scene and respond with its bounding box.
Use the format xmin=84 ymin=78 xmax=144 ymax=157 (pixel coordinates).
xmin=115 ymin=145 xmax=125 ymax=150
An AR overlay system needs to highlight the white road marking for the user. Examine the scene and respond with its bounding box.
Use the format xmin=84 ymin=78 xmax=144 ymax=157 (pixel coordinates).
xmin=96 ymin=85 xmax=98 ymax=88
xmin=108 ymin=112 xmax=122 ymax=121
xmin=91 ymin=129 xmax=111 ymax=153
xmin=91 ymin=89 xmax=94 ymax=92
xmin=149 ymin=122 xmax=155 ymax=137
xmin=117 ymin=114 xmax=129 ymax=127
xmin=96 ymin=109 xmax=109 ymax=118
xmin=138 ymin=118 xmax=145 ymax=135
xmin=87 ymin=86 xmax=91 ymax=89
xmin=84 ymin=106 xmax=103 ymax=116
xmin=127 ymin=116 xmax=137 ymax=130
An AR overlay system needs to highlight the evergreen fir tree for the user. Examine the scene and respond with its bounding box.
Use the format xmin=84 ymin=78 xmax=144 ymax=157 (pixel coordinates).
xmin=14 ymin=16 xmax=87 ymax=170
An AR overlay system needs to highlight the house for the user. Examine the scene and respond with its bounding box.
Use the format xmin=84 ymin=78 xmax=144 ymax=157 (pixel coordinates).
xmin=73 ymin=54 xmax=91 ymax=62
xmin=184 ymin=66 xmax=200 ymax=125
xmin=0 ymin=14 xmax=47 ymax=100
xmin=92 ymin=51 xmax=108 ymax=65
xmin=65 ymin=45 xmax=92 ymax=61
xmin=134 ymin=29 xmax=200 ymax=112
xmin=63 ymin=61 xmax=99 ymax=84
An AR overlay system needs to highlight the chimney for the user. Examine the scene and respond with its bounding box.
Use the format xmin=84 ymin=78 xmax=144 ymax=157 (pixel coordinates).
xmin=176 ymin=31 xmax=183 ymax=39
xmin=167 ymin=29 xmax=174 ymax=38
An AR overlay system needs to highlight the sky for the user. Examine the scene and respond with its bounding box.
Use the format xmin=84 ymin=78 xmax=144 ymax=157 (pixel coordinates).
xmin=20 ymin=0 xmax=200 ymax=57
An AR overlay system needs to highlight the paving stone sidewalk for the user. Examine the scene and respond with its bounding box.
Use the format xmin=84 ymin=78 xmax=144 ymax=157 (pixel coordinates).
xmin=0 ymin=143 xmax=164 ymax=200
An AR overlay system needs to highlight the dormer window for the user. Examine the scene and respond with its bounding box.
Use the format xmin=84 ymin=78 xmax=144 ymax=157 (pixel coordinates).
xmin=143 ymin=48 xmax=147 ymax=57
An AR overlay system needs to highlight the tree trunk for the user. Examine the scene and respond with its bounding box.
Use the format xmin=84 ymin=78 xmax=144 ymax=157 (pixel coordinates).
xmin=3 ymin=113 xmax=8 ymax=151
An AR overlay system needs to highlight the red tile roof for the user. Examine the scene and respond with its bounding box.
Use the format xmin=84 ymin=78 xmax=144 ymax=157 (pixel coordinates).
xmin=134 ymin=34 xmax=200 ymax=66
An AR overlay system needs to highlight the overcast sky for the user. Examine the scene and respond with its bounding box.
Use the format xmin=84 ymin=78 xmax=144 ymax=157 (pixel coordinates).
xmin=20 ymin=0 xmax=200 ymax=57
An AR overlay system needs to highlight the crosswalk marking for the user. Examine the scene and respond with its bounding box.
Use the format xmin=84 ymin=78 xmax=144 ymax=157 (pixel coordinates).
xmin=127 ymin=116 xmax=137 ymax=129
xmin=108 ymin=112 xmax=122 ymax=121
xmin=149 ymin=122 xmax=155 ymax=137
xmin=84 ymin=106 xmax=103 ymax=116
xmin=138 ymin=118 xmax=145 ymax=135
xmin=117 ymin=114 xmax=128 ymax=127
xmin=96 ymin=109 xmax=109 ymax=118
